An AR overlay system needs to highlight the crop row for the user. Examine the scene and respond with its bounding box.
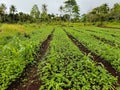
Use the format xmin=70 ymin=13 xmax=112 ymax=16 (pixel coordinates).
xmin=73 ymin=27 xmax=120 ymax=49
xmin=38 ymin=28 xmax=117 ymax=90
xmin=83 ymin=29 xmax=120 ymax=47
xmin=72 ymin=26 xmax=120 ymax=38
xmin=0 ymin=25 xmax=53 ymax=90
xmin=66 ymin=27 xmax=120 ymax=73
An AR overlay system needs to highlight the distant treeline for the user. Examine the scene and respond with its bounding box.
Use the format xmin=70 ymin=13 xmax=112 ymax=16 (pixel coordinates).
xmin=0 ymin=0 xmax=80 ymax=23
xmin=0 ymin=1 xmax=120 ymax=23
xmin=81 ymin=3 xmax=120 ymax=23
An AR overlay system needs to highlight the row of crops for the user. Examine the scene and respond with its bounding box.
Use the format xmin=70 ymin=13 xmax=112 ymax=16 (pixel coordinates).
xmin=66 ymin=26 xmax=120 ymax=73
xmin=0 ymin=24 xmax=120 ymax=90
xmin=38 ymin=28 xmax=118 ymax=90
xmin=75 ymin=26 xmax=120 ymax=45
xmin=0 ymin=24 xmax=53 ymax=90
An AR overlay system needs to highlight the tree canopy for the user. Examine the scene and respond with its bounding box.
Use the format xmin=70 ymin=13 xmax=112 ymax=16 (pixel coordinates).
xmin=0 ymin=2 xmax=119 ymax=23
xmin=30 ymin=4 xmax=40 ymax=21
xmin=81 ymin=3 xmax=120 ymax=22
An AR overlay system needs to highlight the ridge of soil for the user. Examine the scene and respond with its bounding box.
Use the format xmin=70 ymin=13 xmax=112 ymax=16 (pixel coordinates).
xmin=72 ymin=30 xmax=120 ymax=48
xmin=98 ymin=26 xmax=120 ymax=30
xmin=86 ymin=29 xmax=118 ymax=37
xmin=73 ymin=29 xmax=119 ymax=48
xmin=73 ymin=29 xmax=84 ymax=33
xmin=65 ymin=30 xmax=120 ymax=85
xmin=92 ymin=35 xmax=119 ymax=47
xmin=7 ymin=30 xmax=54 ymax=90
xmin=86 ymin=29 xmax=99 ymax=33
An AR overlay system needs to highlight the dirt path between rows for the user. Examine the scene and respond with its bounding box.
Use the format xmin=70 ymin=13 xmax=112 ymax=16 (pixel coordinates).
xmin=98 ymin=26 xmax=120 ymax=30
xmin=92 ymin=35 xmax=120 ymax=48
xmin=69 ymin=29 xmax=116 ymax=47
xmin=64 ymin=30 xmax=120 ymax=86
xmin=72 ymin=29 xmax=120 ymax=49
xmin=7 ymin=30 xmax=54 ymax=90
xmin=86 ymin=29 xmax=118 ymax=38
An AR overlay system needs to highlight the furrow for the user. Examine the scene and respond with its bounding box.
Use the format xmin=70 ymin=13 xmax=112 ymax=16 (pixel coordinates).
xmin=7 ymin=30 xmax=55 ymax=90
xmin=65 ymin=31 xmax=120 ymax=85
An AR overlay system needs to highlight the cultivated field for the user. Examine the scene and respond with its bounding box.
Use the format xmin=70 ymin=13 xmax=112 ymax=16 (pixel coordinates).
xmin=0 ymin=24 xmax=120 ymax=90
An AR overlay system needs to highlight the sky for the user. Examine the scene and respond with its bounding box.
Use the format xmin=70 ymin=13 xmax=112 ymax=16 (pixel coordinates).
xmin=0 ymin=0 xmax=120 ymax=15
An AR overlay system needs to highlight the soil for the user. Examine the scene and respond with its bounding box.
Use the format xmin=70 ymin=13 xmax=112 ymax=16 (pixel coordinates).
xmin=92 ymin=35 xmax=116 ymax=46
xmin=111 ymin=34 xmax=117 ymax=37
xmin=7 ymin=30 xmax=54 ymax=90
xmin=86 ymin=29 xmax=98 ymax=33
xmin=98 ymin=26 xmax=120 ymax=30
xmin=86 ymin=29 xmax=118 ymax=38
xmin=73 ymin=29 xmax=119 ymax=48
xmin=73 ymin=29 xmax=83 ymax=33
xmin=65 ymin=31 xmax=120 ymax=85
xmin=0 ymin=29 xmax=2 ymax=32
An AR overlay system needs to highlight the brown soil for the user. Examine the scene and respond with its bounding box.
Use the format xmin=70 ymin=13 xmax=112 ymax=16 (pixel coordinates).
xmin=73 ymin=29 xmax=83 ymax=33
xmin=98 ymin=26 xmax=120 ymax=30
xmin=111 ymin=34 xmax=117 ymax=37
xmin=73 ymin=29 xmax=119 ymax=48
xmin=65 ymin=31 xmax=120 ymax=85
xmin=7 ymin=30 xmax=54 ymax=90
xmin=0 ymin=29 xmax=2 ymax=32
xmin=93 ymin=35 xmax=120 ymax=49
xmin=92 ymin=35 xmax=117 ymax=46
xmin=86 ymin=29 xmax=118 ymax=38
xmin=86 ymin=29 xmax=99 ymax=33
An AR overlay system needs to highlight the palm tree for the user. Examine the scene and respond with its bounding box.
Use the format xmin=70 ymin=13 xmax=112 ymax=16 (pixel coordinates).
xmin=10 ymin=5 xmax=16 ymax=14
xmin=0 ymin=3 xmax=7 ymax=22
xmin=10 ymin=5 xmax=17 ymax=23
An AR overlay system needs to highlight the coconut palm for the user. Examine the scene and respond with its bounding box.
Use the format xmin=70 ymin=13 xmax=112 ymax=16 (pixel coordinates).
xmin=10 ymin=5 xmax=16 ymax=14
xmin=10 ymin=5 xmax=17 ymax=23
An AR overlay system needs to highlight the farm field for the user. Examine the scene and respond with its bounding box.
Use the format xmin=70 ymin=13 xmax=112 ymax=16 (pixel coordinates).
xmin=0 ymin=24 xmax=120 ymax=90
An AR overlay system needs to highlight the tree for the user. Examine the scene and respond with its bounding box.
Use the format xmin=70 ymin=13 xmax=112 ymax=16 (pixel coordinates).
xmin=59 ymin=6 xmax=64 ymax=16
xmin=72 ymin=5 xmax=80 ymax=21
xmin=80 ymin=14 xmax=87 ymax=22
xmin=110 ymin=3 xmax=120 ymax=21
xmin=63 ymin=14 xmax=70 ymax=21
xmin=0 ymin=3 xmax=7 ymax=22
xmin=99 ymin=3 xmax=109 ymax=14
xmin=30 ymin=4 xmax=40 ymax=21
xmin=85 ymin=3 xmax=110 ymax=22
xmin=42 ymin=4 xmax=47 ymax=14
xmin=63 ymin=0 xmax=80 ymax=21
xmin=10 ymin=5 xmax=17 ymax=14
xmin=41 ymin=4 xmax=49 ymax=21
xmin=9 ymin=5 xmax=17 ymax=23
xmin=64 ymin=0 xmax=76 ymax=19
xmin=59 ymin=6 xmax=65 ymax=22
xmin=0 ymin=3 xmax=6 ymax=14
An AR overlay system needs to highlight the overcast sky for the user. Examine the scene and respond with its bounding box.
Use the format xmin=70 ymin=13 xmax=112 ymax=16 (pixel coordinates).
xmin=0 ymin=0 xmax=120 ymax=15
